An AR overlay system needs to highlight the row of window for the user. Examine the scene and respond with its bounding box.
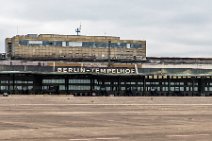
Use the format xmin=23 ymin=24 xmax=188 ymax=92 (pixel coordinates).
xmin=19 ymin=40 xmax=143 ymax=49
xmin=0 ymin=85 xmax=201 ymax=92
xmin=42 ymin=79 xmax=91 ymax=84
xmin=0 ymin=80 xmax=33 ymax=84
xmin=43 ymin=79 xmax=65 ymax=84
xmin=147 ymin=87 xmax=198 ymax=92
xmin=0 ymin=86 xmax=33 ymax=90
xmin=69 ymin=79 xmax=90 ymax=84
xmin=0 ymin=79 xmax=205 ymax=87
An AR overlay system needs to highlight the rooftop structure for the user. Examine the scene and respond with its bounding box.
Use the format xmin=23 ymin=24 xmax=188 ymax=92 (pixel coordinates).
xmin=5 ymin=34 xmax=146 ymax=61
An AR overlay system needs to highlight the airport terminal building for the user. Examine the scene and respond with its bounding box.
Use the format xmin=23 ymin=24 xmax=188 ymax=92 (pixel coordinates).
xmin=1 ymin=34 xmax=212 ymax=96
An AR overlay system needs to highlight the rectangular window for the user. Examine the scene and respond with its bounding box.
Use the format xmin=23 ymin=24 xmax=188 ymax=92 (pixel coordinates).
xmin=205 ymin=87 xmax=208 ymax=92
xmin=170 ymin=87 xmax=175 ymax=91
xmin=69 ymin=85 xmax=90 ymax=90
xmin=162 ymin=87 xmax=168 ymax=91
xmin=19 ymin=40 xmax=28 ymax=46
xmin=131 ymin=44 xmax=142 ymax=48
xmin=59 ymin=85 xmax=65 ymax=90
xmin=105 ymin=82 xmax=111 ymax=85
xmin=42 ymin=86 xmax=48 ymax=90
xmin=120 ymin=43 xmax=127 ymax=48
xmin=42 ymin=79 xmax=65 ymax=84
xmin=82 ymin=42 xmax=95 ymax=48
xmin=69 ymin=79 xmax=90 ymax=84
xmin=95 ymin=42 xmax=107 ymax=48
xmin=121 ymin=87 xmax=125 ymax=90
xmin=106 ymin=87 xmax=111 ymax=91
xmin=62 ymin=42 xmax=66 ymax=47
xmin=0 ymin=86 xmax=8 ymax=90
xmin=127 ymin=44 xmax=131 ymax=48
xmin=54 ymin=41 xmax=62 ymax=46
xmin=28 ymin=41 xmax=43 ymax=46
xmin=1 ymin=80 xmax=9 ymax=84
xmin=68 ymin=42 xmax=82 ymax=47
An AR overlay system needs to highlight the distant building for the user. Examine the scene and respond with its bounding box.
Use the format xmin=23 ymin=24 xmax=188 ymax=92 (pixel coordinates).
xmin=1 ymin=34 xmax=212 ymax=96
xmin=5 ymin=34 xmax=146 ymax=61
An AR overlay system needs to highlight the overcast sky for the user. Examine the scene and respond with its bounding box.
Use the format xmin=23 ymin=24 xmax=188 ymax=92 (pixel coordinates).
xmin=0 ymin=0 xmax=212 ymax=57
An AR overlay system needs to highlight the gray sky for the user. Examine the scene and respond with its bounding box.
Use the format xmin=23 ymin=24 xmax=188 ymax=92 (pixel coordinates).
xmin=0 ymin=0 xmax=212 ymax=57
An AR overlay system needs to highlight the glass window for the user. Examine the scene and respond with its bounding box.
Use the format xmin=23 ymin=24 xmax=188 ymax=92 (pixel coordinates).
xmin=42 ymin=86 xmax=48 ymax=90
xmin=131 ymin=44 xmax=142 ymax=48
xmin=120 ymin=43 xmax=127 ymax=48
xmin=68 ymin=42 xmax=82 ymax=47
xmin=106 ymin=87 xmax=111 ymax=91
xmin=69 ymin=79 xmax=90 ymax=84
xmin=59 ymin=85 xmax=65 ymax=90
xmin=82 ymin=42 xmax=95 ymax=48
xmin=1 ymin=80 xmax=9 ymax=83
xmin=43 ymin=41 xmax=50 ymax=46
xmin=69 ymin=85 xmax=90 ymax=90
xmin=170 ymin=87 xmax=175 ymax=91
xmin=105 ymin=82 xmax=111 ymax=85
xmin=127 ymin=43 xmax=131 ymax=48
xmin=43 ymin=79 xmax=65 ymax=84
xmin=205 ymin=87 xmax=208 ymax=92
xmin=180 ymin=87 xmax=184 ymax=91
xmin=62 ymin=42 xmax=66 ymax=47
xmin=162 ymin=87 xmax=168 ymax=91
xmin=110 ymin=43 xmax=118 ymax=48
xmin=28 ymin=86 xmax=33 ymax=90
xmin=186 ymin=87 xmax=190 ymax=91
xmin=28 ymin=41 xmax=43 ymax=46
xmin=0 ymin=86 xmax=8 ymax=90
xmin=19 ymin=40 xmax=28 ymax=46
xmin=95 ymin=42 xmax=107 ymax=48
xmin=54 ymin=41 xmax=62 ymax=46
xmin=121 ymin=87 xmax=125 ymax=90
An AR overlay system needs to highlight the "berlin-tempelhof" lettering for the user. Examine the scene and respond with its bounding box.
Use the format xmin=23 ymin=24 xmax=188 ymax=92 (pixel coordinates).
xmin=57 ymin=67 xmax=136 ymax=74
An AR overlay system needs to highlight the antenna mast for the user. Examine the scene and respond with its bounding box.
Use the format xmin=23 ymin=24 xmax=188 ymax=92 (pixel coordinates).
xmin=75 ymin=24 xmax=81 ymax=36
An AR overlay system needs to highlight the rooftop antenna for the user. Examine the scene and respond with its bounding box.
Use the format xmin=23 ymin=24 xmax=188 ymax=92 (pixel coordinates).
xmin=75 ymin=24 xmax=81 ymax=36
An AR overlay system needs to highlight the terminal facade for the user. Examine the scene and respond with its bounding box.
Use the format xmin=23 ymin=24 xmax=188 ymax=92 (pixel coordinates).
xmin=2 ymin=34 xmax=212 ymax=96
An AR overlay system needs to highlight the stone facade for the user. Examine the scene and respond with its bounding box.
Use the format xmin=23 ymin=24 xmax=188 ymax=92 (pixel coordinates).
xmin=6 ymin=34 xmax=146 ymax=61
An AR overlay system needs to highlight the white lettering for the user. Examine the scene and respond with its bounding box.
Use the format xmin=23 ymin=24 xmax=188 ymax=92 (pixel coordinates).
xmin=112 ymin=69 xmax=116 ymax=74
xmin=57 ymin=67 xmax=136 ymax=74
xmin=73 ymin=68 xmax=79 ymax=73
xmin=68 ymin=68 xmax=73 ymax=72
xmin=125 ymin=69 xmax=131 ymax=74
xmin=63 ymin=68 xmax=67 ymax=72
xmin=57 ymin=68 xmax=62 ymax=72
xmin=96 ymin=68 xmax=100 ymax=73
xmin=107 ymin=69 xmax=112 ymax=73
xmin=100 ymin=69 xmax=106 ymax=73
xmin=80 ymin=68 xmax=86 ymax=73
xmin=131 ymin=69 xmax=136 ymax=74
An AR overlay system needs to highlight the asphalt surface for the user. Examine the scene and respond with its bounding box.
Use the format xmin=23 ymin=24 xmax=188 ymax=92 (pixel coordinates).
xmin=0 ymin=96 xmax=212 ymax=141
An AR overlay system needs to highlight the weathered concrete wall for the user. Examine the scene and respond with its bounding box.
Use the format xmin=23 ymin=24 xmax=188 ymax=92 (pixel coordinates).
xmin=6 ymin=34 xmax=146 ymax=61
